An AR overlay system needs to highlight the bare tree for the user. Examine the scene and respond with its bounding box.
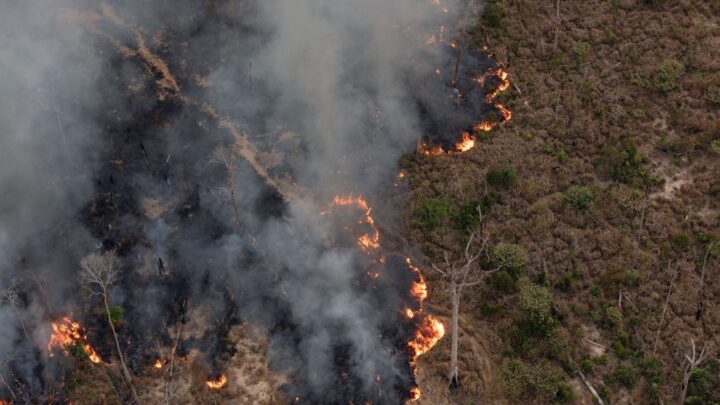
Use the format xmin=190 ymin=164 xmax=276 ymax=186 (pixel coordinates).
xmin=3 ymin=284 xmax=29 ymax=340
xmin=679 ymin=339 xmax=709 ymax=405
xmin=553 ymin=0 xmax=561 ymax=51
xmin=652 ymin=260 xmax=676 ymax=356
xmin=212 ymin=146 xmax=242 ymax=232
xmin=432 ymin=207 xmax=498 ymax=389
xmin=80 ymin=251 xmax=140 ymax=404
xmin=695 ymin=241 xmax=718 ymax=320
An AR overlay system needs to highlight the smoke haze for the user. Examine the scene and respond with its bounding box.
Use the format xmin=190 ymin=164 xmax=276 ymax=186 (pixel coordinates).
xmin=0 ymin=0 xmax=490 ymax=402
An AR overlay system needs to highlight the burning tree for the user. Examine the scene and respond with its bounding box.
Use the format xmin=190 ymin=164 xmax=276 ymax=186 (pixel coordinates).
xmin=80 ymin=251 xmax=140 ymax=404
xmin=432 ymin=206 xmax=497 ymax=389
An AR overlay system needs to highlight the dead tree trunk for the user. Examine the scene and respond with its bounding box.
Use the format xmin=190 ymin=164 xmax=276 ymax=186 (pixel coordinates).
xmin=213 ymin=147 xmax=242 ymax=232
xmin=679 ymin=339 xmax=708 ymax=405
xmin=695 ymin=242 xmax=716 ymax=320
xmin=553 ymin=0 xmax=560 ymax=51
xmin=81 ymin=252 xmax=141 ymax=404
xmin=449 ymin=281 xmax=460 ymax=388
xmin=652 ymin=261 xmax=676 ymax=355
xmin=433 ymin=207 xmax=497 ymax=390
xmin=103 ymin=293 xmax=139 ymax=403
xmin=4 ymin=287 xmax=30 ymax=340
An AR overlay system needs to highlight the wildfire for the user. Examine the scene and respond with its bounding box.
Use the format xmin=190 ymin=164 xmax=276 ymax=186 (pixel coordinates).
xmin=454 ymin=132 xmax=475 ymax=152
xmin=418 ymin=144 xmax=444 ymax=156
xmin=405 ymin=258 xmax=445 ymax=402
xmin=323 ymin=198 xmax=443 ymax=403
xmin=409 ymin=315 xmax=445 ymax=357
xmin=326 ymin=195 xmax=380 ymax=252
xmin=48 ymin=317 xmax=102 ymax=364
xmin=154 ymin=359 xmax=163 ymax=368
xmin=205 ymin=374 xmax=228 ymax=389
xmin=410 ymin=387 xmax=421 ymax=401
xmin=419 ymin=20 xmax=512 ymax=156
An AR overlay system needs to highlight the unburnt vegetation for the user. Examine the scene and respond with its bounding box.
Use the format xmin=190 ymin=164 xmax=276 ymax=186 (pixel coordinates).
xmin=405 ymin=0 xmax=720 ymax=403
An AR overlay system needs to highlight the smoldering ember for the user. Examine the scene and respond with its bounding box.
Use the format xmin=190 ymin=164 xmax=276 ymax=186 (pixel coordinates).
xmin=0 ymin=0 xmax=515 ymax=403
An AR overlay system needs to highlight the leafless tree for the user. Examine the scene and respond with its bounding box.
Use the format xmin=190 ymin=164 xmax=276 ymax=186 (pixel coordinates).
xmin=432 ymin=207 xmax=498 ymax=389
xmin=679 ymin=339 xmax=710 ymax=405
xmin=696 ymin=241 xmax=718 ymax=320
xmin=652 ymin=260 xmax=676 ymax=356
xmin=80 ymin=251 xmax=140 ymax=404
xmin=3 ymin=284 xmax=29 ymax=340
xmin=553 ymin=0 xmax=561 ymax=51
xmin=212 ymin=146 xmax=242 ymax=232
xmin=0 ymin=362 xmax=17 ymax=403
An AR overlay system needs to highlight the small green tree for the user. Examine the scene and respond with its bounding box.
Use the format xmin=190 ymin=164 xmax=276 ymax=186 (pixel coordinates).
xmin=109 ymin=306 xmax=125 ymax=327
xmin=517 ymin=279 xmax=555 ymax=336
xmin=501 ymin=358 xmax=573 ymax=402
xmin=564 ymin=186 xmax=597 ymax=211
xmin=487 ymin=166 xmax=517 ymax=189
xmin=654 ymin=59 xmax=684 ymax=93
xmin=413 ymin=197 xmax=451 ymax=230
xmin=494 ymin=243 xmax=530 ymax=276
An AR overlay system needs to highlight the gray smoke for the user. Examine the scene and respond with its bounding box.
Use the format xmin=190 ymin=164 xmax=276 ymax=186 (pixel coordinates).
xmin=0 ymin=0 xmax=474 ymax=402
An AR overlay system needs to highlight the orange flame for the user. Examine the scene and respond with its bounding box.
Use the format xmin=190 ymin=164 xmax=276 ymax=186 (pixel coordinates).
xmin=418 ymin=144 xmax=444 ymax=156
xmin=410 ymin=387 xmax=421 ymax=401
xmin=454 ymin=132 xmax=476 ymax=152
xmin=409 ymin=315 xmax=445 ymax=357
xmin=405 ymin=259 xmax=445 ymax=402
xmin=419 ymin=40 xmax=512 ymax=156
xmin=154 ymin=359 xmax=163 ymax=369
xmin=205 ymin=374 xmax=227 ymax=389
xmin=48 ymin=317 xmax=102 ymax=364
xmin=327 ymin=195 xmax=380 ymax=252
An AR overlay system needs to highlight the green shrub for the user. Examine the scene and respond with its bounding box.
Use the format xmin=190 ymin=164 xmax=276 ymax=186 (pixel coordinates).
xmin=549 ymin=54 xmax=564 ymax=66
xmin=612 ymin=331 xmax=631 ymax=359
xmin=686 ymin=359 xmax=720 ymax=404
xmin=572 ymin=42 xmax=591 ymax=63
xmin=604 ymin=26 xmax=618 ymax=44
xmin=654 ymin=59 xmax=684 ymax=93
xmin=453 ymin=200 xmax=483 ymax=234
xmin=604 ymin=306 xmax=623 ymax=327
xmin=481 ymin=1 xmax=506 ymax=29
xmin=487 ymin=166 xmax=517 ymax=189
xmin=614 ymin=366 xmax=639 ymax=389
xmin=631 ymin=109 xmax=646 ymax=118
xmin=710 ymin=139 xmax=720 ymax=155
xmin=494 ymin=243 xmax=530 ymax=275
xmin=705 ymin=86 xmax=720 ymax=104
xmin=74 ymin=343 xmax=91 ymax=361
xmin=564 ymin=185 xmax=597 ymax=211
xmin=501 ymin=359 xmax=573 ymax=402
xmin=631 ymin=73 xmax=652 ymax=88
xmin=671 ymin=232 xmax=691 ymax=251
xmin=557 ymin=149 xmax=568 ymax=164
xmin=642 ymin=357 xmax=664 ymax=399
xmin=517 ymin=279 xmax=555 ymax=335
xmin=554 ymin=275 xmax=572 ymax=292
xmin=109 ymin=306 xmax=125 ymax=325
xmin=596 ymin=140 xmax=649 ymax=184
xmin=491 ymin=271 xmax=516 ymax=294
xmin=413 ymin=197 xmax=451 ymax=230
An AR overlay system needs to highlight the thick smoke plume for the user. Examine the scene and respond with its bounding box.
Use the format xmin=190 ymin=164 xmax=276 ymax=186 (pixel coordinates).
xmin=0 ymin=0 xmax=494 ymax=403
